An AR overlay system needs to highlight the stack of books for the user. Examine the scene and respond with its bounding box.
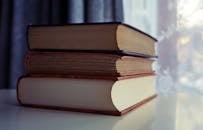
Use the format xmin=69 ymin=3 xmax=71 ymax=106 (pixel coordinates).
xmin=17 ymin=22 xmax=157 ymax=116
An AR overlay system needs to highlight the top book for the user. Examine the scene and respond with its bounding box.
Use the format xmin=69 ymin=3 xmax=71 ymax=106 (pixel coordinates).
xmin=28 ymin=22 xmax=157 ymax=57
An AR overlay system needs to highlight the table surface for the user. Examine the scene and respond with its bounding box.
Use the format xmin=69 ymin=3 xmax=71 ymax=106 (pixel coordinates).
xmin=0 ymin=89 xmax=202 ymax=130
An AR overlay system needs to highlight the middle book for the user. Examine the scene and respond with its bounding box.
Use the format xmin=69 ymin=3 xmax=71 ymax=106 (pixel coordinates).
xmin=25 ymin=51 xmax=154 ymax=77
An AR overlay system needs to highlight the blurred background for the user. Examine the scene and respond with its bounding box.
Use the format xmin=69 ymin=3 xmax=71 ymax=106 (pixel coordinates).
xmin=125 ymin=0 xmax=203 ymax=95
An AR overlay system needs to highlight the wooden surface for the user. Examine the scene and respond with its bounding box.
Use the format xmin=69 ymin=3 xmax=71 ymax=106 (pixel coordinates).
xmin=0 ymin=89 xmax=202 ymax=130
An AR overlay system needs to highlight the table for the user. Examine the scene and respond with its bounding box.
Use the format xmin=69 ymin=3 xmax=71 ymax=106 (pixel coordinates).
xmin=0 ymin=89 xmax=202 ymax=130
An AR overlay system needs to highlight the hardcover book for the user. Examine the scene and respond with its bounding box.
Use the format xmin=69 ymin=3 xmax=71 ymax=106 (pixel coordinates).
xmin=17 ymin=74 xmax=156 ymax=116
xmin=25 ymin=51 xmax=154 ymax=76
xmin=28 ymin=22 xmax=157 ymax=57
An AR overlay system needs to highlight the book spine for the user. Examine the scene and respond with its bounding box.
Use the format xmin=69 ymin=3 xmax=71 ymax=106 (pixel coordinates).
xmin=120 ymin=94 xmax=156 ymax=115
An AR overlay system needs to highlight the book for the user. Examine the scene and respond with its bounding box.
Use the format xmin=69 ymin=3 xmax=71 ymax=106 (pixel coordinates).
xmin=25 ymin=51 xmax=154 ymax=76
xmin=17 ymin=74 xmax=156 ymax=116
xmin=28 ymin=22 xmax=157 ymax=57
xmin=16 ymin=94 xmax=155 ymax=130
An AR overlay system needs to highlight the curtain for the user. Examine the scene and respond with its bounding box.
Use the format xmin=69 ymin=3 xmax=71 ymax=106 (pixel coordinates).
xmin=0 ymin=0 xmax=123 ymax=89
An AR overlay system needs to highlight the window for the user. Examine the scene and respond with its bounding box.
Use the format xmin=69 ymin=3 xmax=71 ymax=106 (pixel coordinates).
xmin=123 ymin=0 xmax=203 ymax=94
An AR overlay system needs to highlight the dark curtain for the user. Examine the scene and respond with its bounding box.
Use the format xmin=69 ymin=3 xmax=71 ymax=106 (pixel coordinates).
xmin=0 ymin=0 xmax=123 ymax=89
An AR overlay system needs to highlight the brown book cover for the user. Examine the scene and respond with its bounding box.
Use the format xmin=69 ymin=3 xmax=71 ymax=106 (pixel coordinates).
xmin=17 ymin=94 xmax=156 ymax=116
xmin=17 ymin=74 xmax=156 ymax=116
xmin=25 ymin=51 xmax=155 ymax=76
xmin=28 ymin=22 xmax=157 ymax=57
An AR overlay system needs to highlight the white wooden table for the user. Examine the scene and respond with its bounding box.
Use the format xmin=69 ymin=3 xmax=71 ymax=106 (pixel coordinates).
xmin=0 ymin=89 xmax=202 ymax=130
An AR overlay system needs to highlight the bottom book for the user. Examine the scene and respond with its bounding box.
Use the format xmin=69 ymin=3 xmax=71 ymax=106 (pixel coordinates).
xmin=17 ymin=74 xmax=156 ymax=116
xmin=16 ymin=96 xmax=156 ymax=130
